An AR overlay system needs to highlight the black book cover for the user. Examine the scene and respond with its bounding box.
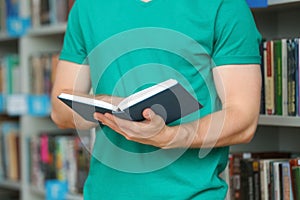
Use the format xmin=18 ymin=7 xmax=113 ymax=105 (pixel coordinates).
xmin=58 ymin=79 xmax=202 ymax=124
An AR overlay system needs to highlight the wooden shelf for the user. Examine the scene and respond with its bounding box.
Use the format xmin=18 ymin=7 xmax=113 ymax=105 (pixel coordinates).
xmin=258 ymin=115 xmax=300 ymax=127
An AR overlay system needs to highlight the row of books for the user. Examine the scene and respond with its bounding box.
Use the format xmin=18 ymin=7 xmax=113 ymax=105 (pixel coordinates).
xmin=0 ymin=0 xmax=74 ymax=36
xmin=31 ymin=0 xmax=74 ymax=28
xmin=0 ymin=54 xmax=20 ymax=95
xmin=0 ymin=52 xmax=59 ymax=95
xmin=29 ymin=52 xmax=59 ymax=96
xmin=226 ymin=152 xmax=300 ymax=200
xmin=29 ymin=131 xmax=91 ymax=194
xmin=0 ymin=52 xmax=58 ymax=116
xmin=260 ymin=38 xmax=300 ymax=117
xmin=0 ymin=121 xmax=20 ymax=182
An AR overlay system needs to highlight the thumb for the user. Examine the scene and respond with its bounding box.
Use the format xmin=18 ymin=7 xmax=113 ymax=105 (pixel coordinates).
xmin=143 ymin=108 xmax=155 ymax=121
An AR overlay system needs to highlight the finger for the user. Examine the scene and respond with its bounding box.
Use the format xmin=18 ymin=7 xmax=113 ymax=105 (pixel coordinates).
xmin=93 ymin=112 xmax=106 ymax=122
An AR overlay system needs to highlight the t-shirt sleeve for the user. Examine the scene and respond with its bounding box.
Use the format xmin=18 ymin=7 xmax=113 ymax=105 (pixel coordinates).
xmin=59 ymin=1 xmax=87 ymax=64
xmin=212 ymin=0 xmax=262 ymax=67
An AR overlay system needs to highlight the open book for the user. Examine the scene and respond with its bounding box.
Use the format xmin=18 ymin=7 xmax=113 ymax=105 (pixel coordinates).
xmin=58 ymin=79 xmax=202 ymax=124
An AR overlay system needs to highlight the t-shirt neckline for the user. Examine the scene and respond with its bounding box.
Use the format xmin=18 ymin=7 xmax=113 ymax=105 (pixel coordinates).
xmin=136 ymin=0 xmax=157 ymax=7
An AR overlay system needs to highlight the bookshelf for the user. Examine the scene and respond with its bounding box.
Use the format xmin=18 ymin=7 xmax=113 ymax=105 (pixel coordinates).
xmin=229 ymin=2 xmax=300 ymax=199
xmin=240 ymin=0 xmax=300 ymax=152
xmin=0 ymin=0 xmax=300 ymax=200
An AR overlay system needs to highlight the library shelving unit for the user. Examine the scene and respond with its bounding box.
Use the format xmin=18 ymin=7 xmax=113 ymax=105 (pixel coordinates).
xmin=230 ymin=0 xmax=300 ymax=154
xmin=0 ymin=22 xmax=83 ymax=199
xmin=20 ymin=24 xmax=85 ymax=200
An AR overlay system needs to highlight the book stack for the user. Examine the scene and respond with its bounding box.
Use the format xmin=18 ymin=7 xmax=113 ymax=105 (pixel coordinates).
xmin=226 ymin=152 xmax=300 ymax=200
xmin=260 ymin=38 xmax=300 ymax=117
xmin=29 ymin=131 xmax=91 ymax=194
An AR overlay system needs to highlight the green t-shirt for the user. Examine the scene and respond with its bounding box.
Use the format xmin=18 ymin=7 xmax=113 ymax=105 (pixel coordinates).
xmin=60 ymin=0 xmax=261 ymax=199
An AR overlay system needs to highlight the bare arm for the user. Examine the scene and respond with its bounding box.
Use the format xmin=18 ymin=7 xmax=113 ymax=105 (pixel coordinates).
xmin=181 ymin=64 xmax=262 ymax=148
xmin=94 ymin=64 xmax=262 ymax=148
xmin=51 ymin=60 xmax=96 ymax=130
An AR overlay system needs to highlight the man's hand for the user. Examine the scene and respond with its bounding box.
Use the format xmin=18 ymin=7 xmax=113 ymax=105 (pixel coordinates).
xmin=94 ymin=108 xmax=180 ymax=148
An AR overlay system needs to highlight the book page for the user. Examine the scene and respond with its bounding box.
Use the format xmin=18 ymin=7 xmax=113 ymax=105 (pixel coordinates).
xmin=117 ymin=79 xmax=178 ymax=111
xmin=59 ymin=93 xmax=118 ymax=111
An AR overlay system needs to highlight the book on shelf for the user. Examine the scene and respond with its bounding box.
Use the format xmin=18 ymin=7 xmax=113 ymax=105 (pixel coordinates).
xmin=281 ymin=161 xmax=293 ymax=200
xmin=58 ymin=79 xmax=203 ymax=124
xmin=287 ymin=39 xmax=298 ymax=116
xmin=29 ymin=131 xmax=91 ymax=194
xmin=29 ymin=52 xmax=58 ymax=96
xmin=281 ymin=39 xmax=288 ymax=116
xmin=0 ymin=121 xmax=20 ymax=182
xmin=30 ymin=0 xmax=73 ymax=28
xmin=261 ymin=38 xmax=300 ymax=117
xmin=264 ymin=40 xmax=276 ymax=115
xmin=5 ymin=0 xmax=30 ymax=36
xmin=1 ymin=54 xmax=21 ymax=95
xmin=0 ymin=0 xmax=6 ymax=32
xmin=228 ymin=151 xmax=299 ymax=200
xmin=289 ymin=158 xmax=300 ymax=200
xmin=259 ymin=40 xmax=266 ymax=115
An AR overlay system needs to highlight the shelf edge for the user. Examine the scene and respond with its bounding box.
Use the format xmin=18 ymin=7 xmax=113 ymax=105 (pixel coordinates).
xmin=0 ymin=180 xmax=21 ymax=190
xmin=258 ymin=115 xmax=300 ymax=127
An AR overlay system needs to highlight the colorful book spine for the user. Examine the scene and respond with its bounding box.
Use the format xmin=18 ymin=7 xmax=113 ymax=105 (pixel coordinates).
xmin=296 ymin=38 xmax=300 ymax=116
xmin=289 ymin=158 xmax=300 ymax=200
xmin=281 ymin=161 xmax=293 ymax=200
xmin=264 ymin=41 xmax=275 ymax=115
xmin=274 ymin=40 xmax=283 ymax=115
xmin=287 ymin=39 xmax=297 ymax=116
xmin=281 ymin=39 xmax=288 ymax=116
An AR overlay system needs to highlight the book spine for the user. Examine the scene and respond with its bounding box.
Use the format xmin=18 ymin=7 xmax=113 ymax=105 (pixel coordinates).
xmin=5 ymin=0 xmax=19 ymax=17
xmin=273 ymin=162 xmax=281 ymax=200
xmin=289 ymin=158 xmax=300 ymax=200
xmin=0 ymin=0 xmax=6 ymax=32
xmin=296 ymin=38 xmax=300 ymax=116
xmin=252 ymin=160 xmax=261 ymax=200
xmin=281 ymin=162 xmax=292 ymax=200
xmin=274 ymin=40 xmax=283 ymax=115
xmin=40 ymin=0 xmax=50 ymax=25
xmin=240 ymin=159 xmax=254 ymax=200
xmin=287 ymin=39 xmax=297 ymax=116
xmin=265 ymin=41 xmax=275 ymax=115
xmin=260 ymin=160 xmax=270 ymax=200
xmin=31 ymin=0 xmax=41 ymax=27
xmin=260 ymin=41 xmax=266 ymax=115
xmin=282 ymin=39 xmax=288 ymax=116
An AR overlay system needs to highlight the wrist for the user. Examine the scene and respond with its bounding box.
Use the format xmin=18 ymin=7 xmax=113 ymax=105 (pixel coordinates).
xmin=162 ymin=123 xmax=199 ymax=149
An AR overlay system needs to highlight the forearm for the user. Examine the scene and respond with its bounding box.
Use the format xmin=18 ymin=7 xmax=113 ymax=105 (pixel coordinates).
xmin=51 ymin=61 xmax=97 ymax=130
xmin=51 ymin=91 xmax=98 ymax=130
xmin=168 ymin=105 xmax=259 ymax=149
